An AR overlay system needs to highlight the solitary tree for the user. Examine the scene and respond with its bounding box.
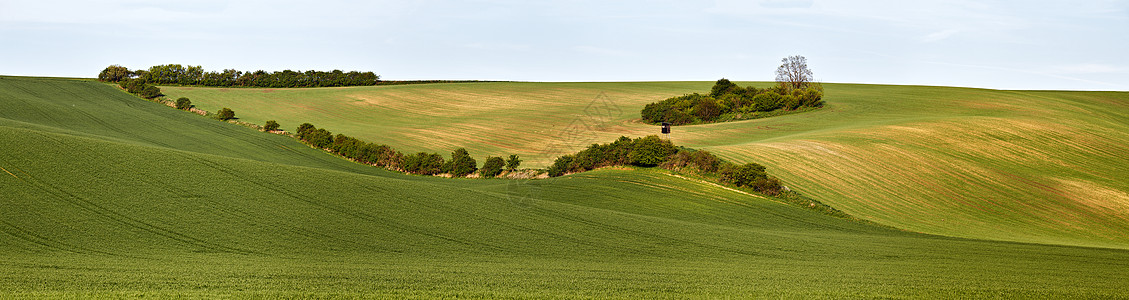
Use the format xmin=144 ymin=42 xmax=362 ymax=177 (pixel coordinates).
xmin=175 ymin=97 xmax=192 ymax=110
xmin=775 ymin=55 xmax=814 ymax=91
xmin=216 ymin=107 xmax=235 ymax=121
xmin=263 ymin=120 xmax=280 ymax=132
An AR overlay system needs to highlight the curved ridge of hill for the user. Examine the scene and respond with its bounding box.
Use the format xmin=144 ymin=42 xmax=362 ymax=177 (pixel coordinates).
xmin=163 ymin=81 xmax=1129 ymax=250
xmin=2 ymin=76 xmax=1128 ymax=297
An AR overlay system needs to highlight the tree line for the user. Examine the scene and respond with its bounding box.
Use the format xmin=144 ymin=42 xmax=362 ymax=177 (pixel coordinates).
xmin=294 ymin=123 xmax=521 ymax=178
xmin=99 ymin=64 xmax=380 ymax=88
xmin=641 ymin=55 xmax=824 ymax=125
xmin=292 ymin=121 xmax=784 ymax=194
xmin=546 ymin=135 xmax=784 ymax=195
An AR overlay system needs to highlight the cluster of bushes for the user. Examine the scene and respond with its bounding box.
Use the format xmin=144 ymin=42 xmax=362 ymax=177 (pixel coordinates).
xmin=294 ymin=123 xmax=520 ymax=178
xmin=641 ymin=78 xmax=824 ymax=125
xmin=718 ymin=162 xmax=783 ymax=196
xmin=546 ymin=135 xmax=784 ymax=195
xmin=99 ymin=64 xmax=379 ymax=88
xmin=546 ymin=135 xmax=676 ymax=177
xmin=116 ymin=77 xmax=163 ymax=99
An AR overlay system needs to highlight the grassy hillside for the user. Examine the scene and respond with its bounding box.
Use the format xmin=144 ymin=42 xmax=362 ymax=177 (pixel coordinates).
xmin=164 ymin=81 xmax=1129 ymax=250
xmin=160 ymin=82 xmax=699 ymax=167
xmin=2 ymin=76 xmax=1128 ymax=297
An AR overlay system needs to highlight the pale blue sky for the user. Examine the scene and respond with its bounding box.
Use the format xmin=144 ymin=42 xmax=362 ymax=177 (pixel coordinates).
xmin=2 ymin=0 xmax=1126 ymax=90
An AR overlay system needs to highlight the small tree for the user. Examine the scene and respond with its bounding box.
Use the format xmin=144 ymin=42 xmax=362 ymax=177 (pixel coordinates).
xmin=505 ymin=154 xmax=521 ymax=171
xmin=263 ymin=120 xmax=280 ymax=132
xmin=175 ymin=97 xmax=192 ymax=110
xmin=480 ymin=156 xmax=505 ymax=178
xmin=98 ymin=65 xmax=134 ymax=82
xmin=710 ymin=78 xmax=740 ymax=97
xmin=547 ymin=155 xmax=574 ymax=177
xmin=775 ymin=55 xmax=815 ymax=92
xmin=446 ymin=148 xmax=477 ymax=177
xmin=296 ymin=123 xmax=316 ymax=136
xmin=216 ymin=107 xmax=235 ymax=121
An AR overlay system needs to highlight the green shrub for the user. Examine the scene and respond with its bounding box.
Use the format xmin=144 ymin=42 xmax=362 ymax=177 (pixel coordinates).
xmin=175 ymin=97 xmax=192 ymax=110
xmin=296 ymin=123 xmax=316 ymax=136
xmin=662 ymin=149 xmax=721 ymax=173
xmin=263 ymin=120 xmax=280 ymax=132
xmin=629 ymin=135 xmax=676 ymax=167
xmin=139 ymin=86 xmax=162 ymax=99
xmin=720 ymin=163 xmax=782 ymax=195
xmin=547 ymin=155 xmax=574 ymax=177
xmin=215 ymin=107 xmax=235 ymax=121
xmin=403 ymin=152 xmax=445 ymax=175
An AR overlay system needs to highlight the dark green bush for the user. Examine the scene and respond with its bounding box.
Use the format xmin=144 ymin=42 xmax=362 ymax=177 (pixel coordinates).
xmin=629 ymin=135 xmax=676 ymax=167
xmin=719 ymin=163 xmax=783 ymax=195
xmin=215 ymin=107 xmax=235 ymax=121
xmin=175 ymin=97 xmax=192 ymax=110
xmin=547 ymin=155 xmax=574 ymax=177
xmin=139 ymin=86 xmax=162 ymax=99
xmin=446 ymin=148 xmax=477 ymax=177
xmin=263 ymin=120 xmax=280 ymax=131
xmin=662 ymin=149 xmax=721 ymax=173
xmin=480 ymin=156 xmax=505 ymax=178
xmin=404 ymin=152 xmax=445 ymax=175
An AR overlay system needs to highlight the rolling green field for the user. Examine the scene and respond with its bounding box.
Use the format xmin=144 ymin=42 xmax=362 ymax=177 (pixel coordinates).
xmin=2 ymin=76 xmax=1128 ymax=297
xmin=164 ymin=81 xmax=1129 ymax=250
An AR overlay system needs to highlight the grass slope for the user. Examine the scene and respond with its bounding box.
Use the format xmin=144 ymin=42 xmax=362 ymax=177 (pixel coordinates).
xmin=164 ymin=81 xmax=1129 ymax=249
xmin=160 ymin=82 xmax=704 ymax=167
xmin=1 ymin=76 xmax=1127 ymax=297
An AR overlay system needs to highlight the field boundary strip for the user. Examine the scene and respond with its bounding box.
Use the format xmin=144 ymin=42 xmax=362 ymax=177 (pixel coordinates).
xmin=0 ymin=166 xmax=18 ymax=179
xmin=664 ymin=173 xmax=765 ymax=200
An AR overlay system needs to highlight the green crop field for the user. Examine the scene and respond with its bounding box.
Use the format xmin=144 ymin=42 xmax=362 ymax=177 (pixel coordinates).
xmin=2 ymin=76 xmax=1128 ymax=297
xmin=164 ymin=81 xmax=1129 ymax=250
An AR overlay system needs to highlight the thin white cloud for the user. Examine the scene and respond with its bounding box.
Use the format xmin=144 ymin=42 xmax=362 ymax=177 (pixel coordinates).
xmin=1050 ymin=64 xmax=1124 ymax=74
xmin=921 ymin=29 xmax=959 ymax=43
xmin=462 ymin=42 xmax=531 ymax=52
xmin=573 ymin=46 xmax=629 ymax=57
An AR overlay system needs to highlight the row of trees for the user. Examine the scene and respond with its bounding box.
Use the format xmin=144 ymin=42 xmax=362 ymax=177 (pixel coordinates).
xmin=98 ymin=64 xmax=380 ymax=88
xmin=641 ymin=55 xmax=824 ymax=125
xmin=545 ymin=135 xmax=784 ymax=195
xmin=294 ymin=123 xmax=520 ymax=178
xmin=547 ymin=135 xmax=678 ymax=176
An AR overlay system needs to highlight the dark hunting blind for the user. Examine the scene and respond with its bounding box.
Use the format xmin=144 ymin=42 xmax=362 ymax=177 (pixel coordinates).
xmin=661 ymin=122 xmax=671 ymax=134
